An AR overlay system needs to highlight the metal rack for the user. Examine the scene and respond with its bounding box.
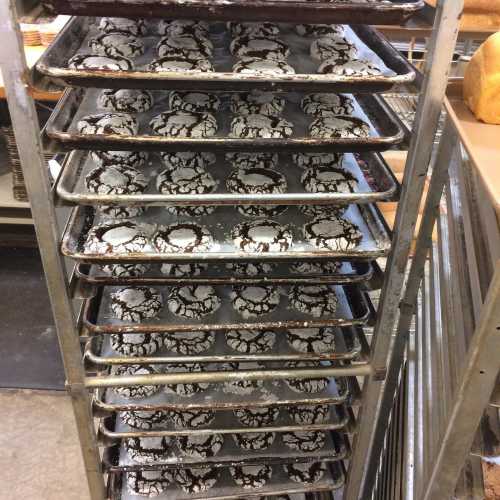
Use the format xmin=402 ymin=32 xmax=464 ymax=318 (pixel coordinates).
xmin=0 ymin=1 xmax=463 ymax=499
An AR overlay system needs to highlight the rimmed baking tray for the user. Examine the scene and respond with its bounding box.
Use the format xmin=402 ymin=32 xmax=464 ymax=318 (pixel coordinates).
xmin=97 ymin=404 xmax=352 ymax=440
xmin=84 ymin=323 xmax=367 ymax=365
xmin=61 ymin=204 xmax=392 ymax=263
xmin=35 ymin=18 xmax=417 ymax=92
xmin=45 ymin=88 xmax=405 ymax=153
xmin=82 ymin=283 xmax=370 ymax=334
xmin=91 ymin=374 xmax=356 ymax=412
xmin=102 ymin=429 xmax=349 ymax=471
xmin=56 ymin=149 xmax=399 ymax=207
xmin=106 ymin=461 xmax=345 ymax=500
xmin=75 ymin=260 xmax=375 ymax=287
xmin=42 ymin=0 xmax=424 ymax=25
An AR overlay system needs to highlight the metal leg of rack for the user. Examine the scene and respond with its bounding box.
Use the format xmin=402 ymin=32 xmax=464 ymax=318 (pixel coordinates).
xmin=422 ymin=265 xmax=500 ymax=500
xmin=0 ymin=2 xmax=105 ymax=499
xmin=344 ymin=1 xmax=464 ymax=497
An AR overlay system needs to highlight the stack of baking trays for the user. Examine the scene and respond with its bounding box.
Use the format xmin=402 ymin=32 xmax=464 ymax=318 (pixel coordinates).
xmin=35 ymin=0 xmax=422 ymax=497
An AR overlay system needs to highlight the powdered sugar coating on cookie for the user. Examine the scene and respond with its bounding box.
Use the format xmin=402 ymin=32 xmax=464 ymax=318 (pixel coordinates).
xmin=288 ymin=284 xmax=338 ymax=318
xmin=231 ymin=114 xmax=293 ymax=139
xmin=232 ymin=219 xmax=292 ymax=253
xmin=167 ymin=285 xmax=221 ymax=319
xmin=309 ymin=116 xmax=370 ymax=139
xmin=68 ymin=54 xmax=133 ymax=70
xmin=98 ymin=89 xmax=153 ymax=112
xmin=301 ymin=166 xmax=358 ymax=193
xmin=153 ymin=222 xmax=213 ymax=253
xmin=89 ymin=33 xmax=144 ymax=59
xmin=230 ymin=285 xmax=280 ymax=318
xmin=77 ymin=112 xmax=138 ymax=135
xmin=150 ymin=110 xmax=217 ymax=138
xmin=233 ymin=57 xmax=295 ymax=76
xmin=111 ymin=286 xmax=163 ymax=322
xmin=303 ymin=215 xmax=363 ymax=251
xmin=85 ymin=165 xmax=148 ymax=195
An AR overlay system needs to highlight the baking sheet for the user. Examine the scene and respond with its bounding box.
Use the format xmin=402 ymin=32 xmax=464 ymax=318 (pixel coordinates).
xmin=56 ymin=149 xmax=399 ymax=206
xmin=45 ymin=87 xmax=405 ymax=152
xmin=105 ymin=429 xmax=348 ymax=470
xmin=61 ymin=204 xmax=392 ymax=263
xmin=108 ymin=461 xmax=344 ymax=500
xmin=83 ymin=283 xmax=369 ymax=334
xmin=35 ymin=17 xmax=416 ymax=92
xmin=75 ymin=260 xmax=374 ymax=287
xmin=98 ymin=404 xmax=351 ymax=439
xmin=92 ymin=374 xmax=354 ymax=412
xmin=42 ymin=0 xmax=424 ymax=25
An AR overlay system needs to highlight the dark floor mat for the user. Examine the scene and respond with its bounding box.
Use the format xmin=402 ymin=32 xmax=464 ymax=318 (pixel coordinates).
xmin=0 ymin=246 xmax=64 ymax=389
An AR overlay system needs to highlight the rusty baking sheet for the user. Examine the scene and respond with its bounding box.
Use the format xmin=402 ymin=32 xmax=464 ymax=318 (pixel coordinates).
xmin=98 ymin=404 xmax=352 ymax=440
xmin=84 ymin=323 xmax=367 ymax=365
xmin=57 ymin=149 xmax=399 ymax=207
xmin=42 ymin=0 xmax=424 ymax=25
xmin=35 ymin=17 xmax=416 ymax=92
xmin=61 ymin=204 xmax=392 ymax=264
xmin=83 ymin=283 xmax=370 ymax=334
xmin=45 ymin=88 xmax=405 ymax=153
xmin=106 ymin=461 xmax=344 ymax=500
xmin=75 ymin=260 xmax=374 ymax=287
xmin=92 ymin=372 xmax=356 ymax=412
xmin=101 ymin=428 xmax=349 ymax=471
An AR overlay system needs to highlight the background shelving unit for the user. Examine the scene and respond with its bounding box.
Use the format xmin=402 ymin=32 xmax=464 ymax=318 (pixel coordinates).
xmin=0 ymin=1 xmax=465 ymax=499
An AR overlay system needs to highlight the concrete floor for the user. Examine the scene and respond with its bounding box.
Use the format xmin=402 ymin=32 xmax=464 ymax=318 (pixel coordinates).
xmin=0 ymin=389 xmax=91 ymax=500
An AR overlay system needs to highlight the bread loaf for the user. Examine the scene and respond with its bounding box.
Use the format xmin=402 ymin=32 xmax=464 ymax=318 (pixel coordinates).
xmin=463 ymin=32 xmax=500 ymax=124
xmin=425 ymin=0 xmax=500 ymax=30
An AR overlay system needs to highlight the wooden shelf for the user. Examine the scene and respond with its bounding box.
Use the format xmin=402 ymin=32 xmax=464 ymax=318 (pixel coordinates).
xmin=445 ymin=81 xmax=500 ymax=220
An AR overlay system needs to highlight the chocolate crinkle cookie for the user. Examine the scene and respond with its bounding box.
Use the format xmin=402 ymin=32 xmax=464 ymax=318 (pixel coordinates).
xmin=126 ymin=470 xmax=170 ymax=497
xmin=125 ymin=435 xmax=171 ymax=464
xmin=318 ymin=58 xmax=382 ymax=76
xmin=167 ymin=285 xmax=221 ymax=319
xmin=287 ymin=327 xmax=336 ymax=353
xmin=292 ymin=151 xmax=343 ymax=169
xmin=98 ymin=89 xmax=153 ymax=113
xmin=232 ymin=219 xmax=293 ymax=253
xmin=303 ymin=215 xmax=363 ymax=251
xmin=169 ymin=91 xmax=220 ymax=113
xmin=225 ymin=261 xmax=277 ymax=276
xmin=301 ymin=93 xmax=354 ymax=117
xmin=173 ymin=467 xmax=219 ymax=494
xmin=153 ymin=222 xmax=213 ymax=253
xmin=84 ymin=221 xmax=149 ymax=255
xmin=160 ymin=262 xmax=208 ymax=277
xmin=163 ymin=331 xmax=215 ymax=354
xmin=309 ymin=116 xmax=370 ymax=139
xmin=158 ymin=19 xmax=209 ymax=38
xmin=230 ymin=35 xmax=290 ymax=61
xmin=89 ymin=33 xmax=144 ymax=59
xmin=98 ymin=205 xmax=145 ymax=219
xmin=77 ymin=112 xmax=138 ymax=135
xmin=234 ymin=406 xmax=280 ymax=427
xmin=231 ymin=92 xmax=286 ymax=116
xmin=121 ymin=409 xmax=169 ymax=430
xmin=233 ymin=57 xmax=295 ymax=76
xmin=222 ymin=362 xmax=265 ymax=395
xmin=226 ymin=167 xmax=286 ymax=194
xmin=288 ymin=404 xmax=330 ymax=425
xmin=226 ymin=152 xmax=279 ymax=170
xmin=157 ymin=34 xmax=213 ymax=60
xmin=310 ymin=35 xmax=357 ymax=62
xmin=295 ymin=23 xmax=344 ymax=37
xmin=110 ymin=332 xmax=164 ymax=356
xmin=150 ymin=110 xmax=217 ymax=138
xmin=230 ymin=285 xmax=280 ymax=318
xmin=110 ymin=286 xmax=163 ymax=322
xmin=284 ymin=461 xmax=326 ymax=483
xmin=176 ymin=433 xmax=224 ymax=459
xmin=68 ymin=54 xmax=133 ymax=70
xmin=85 ymin=165 xmax=148 ymax=195
xmin=226 ymin=329 xmax=276 ymax=353
xmin=231 ymin=114 xmax=293 ymax=139
xmin=288 ymin=284 xmax=338 ymax=318
xmin=228 ymin=21 xmax=280 ymax=38
xmin=232 ymin=431 xmax=275 ymax=451
xmin=91 ymin=150 xmax=148 ymax=168
xmin=284 ymin=361 xmax=329 ymax=394
xmin=169 ymin=408 xmax=215 ymax=428
xmin=164 ymin=362 xmax=211 ymax=397
xmin=101 ymin=263 xmax=150 ymax=278
xmin=157 ymin=165 xmax=218 ymax=195
xmin=301 ymin=166 xmax=358 ymax=194
xmin=282 ymin=430 xmax=326 ymax=452
xmin=98 ymin=17 xmax=147 ymax=37
xmin=112 ymin=364 xmax=161 ymax=399
xmin=290 ymin=260 xmax=341 ymax=274
xmin=230 ymin=464 xmax=273 ymax=489
xmin=160 ymin=151 xmax=216 ymax=169
xmin=149 ymin=55 xmax=214 ymax=73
